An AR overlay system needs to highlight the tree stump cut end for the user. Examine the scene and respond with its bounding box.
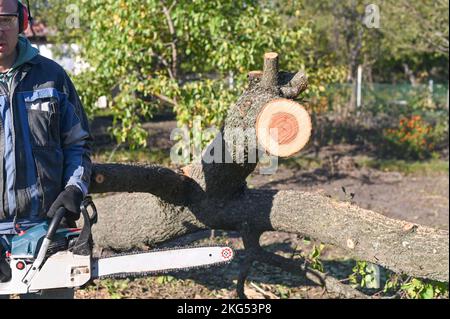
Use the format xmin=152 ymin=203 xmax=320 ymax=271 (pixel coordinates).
xmin=264 ymin=52 xmax=279 ymax=59
xmin=256 ymin=99 xmax=311 ymax=157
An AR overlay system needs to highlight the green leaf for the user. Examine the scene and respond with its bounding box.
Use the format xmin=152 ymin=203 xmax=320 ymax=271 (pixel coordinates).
xmin=421 ymin=286 xmax=434 ymax=299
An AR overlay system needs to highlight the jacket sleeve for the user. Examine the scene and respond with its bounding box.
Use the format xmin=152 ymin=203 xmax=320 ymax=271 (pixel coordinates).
xmin=59 ymin=72 xmax=93 ymax=196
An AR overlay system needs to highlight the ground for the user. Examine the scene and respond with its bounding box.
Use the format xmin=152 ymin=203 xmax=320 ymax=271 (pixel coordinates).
xmin=75 ymin=118 xmax=449 ymax=299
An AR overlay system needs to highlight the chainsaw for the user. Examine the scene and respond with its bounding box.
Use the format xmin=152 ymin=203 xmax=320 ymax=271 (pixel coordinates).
xmin=0 ymin=198 xmax=234 ymax=295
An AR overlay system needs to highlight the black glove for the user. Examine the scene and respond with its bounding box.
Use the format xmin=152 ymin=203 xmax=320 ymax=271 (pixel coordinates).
xmin=0 ymin=246 xmax=11 ymax=283
xmin=47 ymin=185 xmax=84 ymax=222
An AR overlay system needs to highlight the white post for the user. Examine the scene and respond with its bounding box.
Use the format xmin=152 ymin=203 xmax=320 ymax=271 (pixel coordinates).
xmin=229 ymin=70 xmax=235 ymax=89
xmin=428 ymin=79 xmax=434 ymax=107
xmin=357 ymin=65 xmax=363 ymax=108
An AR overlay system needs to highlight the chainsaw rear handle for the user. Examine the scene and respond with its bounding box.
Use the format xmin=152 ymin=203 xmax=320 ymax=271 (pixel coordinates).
xmin=71 ymin=197 xmax=97 ymax=256
xmin=45 ymin=207 xmax=67 ymax=241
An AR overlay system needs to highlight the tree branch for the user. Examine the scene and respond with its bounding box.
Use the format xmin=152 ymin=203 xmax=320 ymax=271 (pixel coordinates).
xmin=161 ymin=0 xmax=179 ymax=79
xmin=90 ymin=163 xmax=203 ymax=205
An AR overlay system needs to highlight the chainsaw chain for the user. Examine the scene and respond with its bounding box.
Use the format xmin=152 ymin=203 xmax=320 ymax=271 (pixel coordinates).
xmin=94 ymin=244 xmax=234 ymax=280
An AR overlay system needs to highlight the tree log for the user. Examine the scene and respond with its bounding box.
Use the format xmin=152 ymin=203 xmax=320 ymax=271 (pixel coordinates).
xmin=90 ymin=189 xmax=449 ymax=283
xmin=88 ymin=52 xmax=448 ymax=298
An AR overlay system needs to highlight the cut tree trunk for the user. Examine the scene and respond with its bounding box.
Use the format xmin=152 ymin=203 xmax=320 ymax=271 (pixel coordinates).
xmin=179 ymin=52 xmax=311 ymax=199
xmin=88 ymin=52 xmax=448 ymax=298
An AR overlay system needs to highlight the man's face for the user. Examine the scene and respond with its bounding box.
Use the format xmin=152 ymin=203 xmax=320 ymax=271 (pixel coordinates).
xmin=0 ymin=0 xmax=19 ymax=60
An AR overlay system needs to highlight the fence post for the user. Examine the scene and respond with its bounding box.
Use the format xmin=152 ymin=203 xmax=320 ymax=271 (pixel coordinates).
xmin=357 ymin=65 xmax=363 ymax=109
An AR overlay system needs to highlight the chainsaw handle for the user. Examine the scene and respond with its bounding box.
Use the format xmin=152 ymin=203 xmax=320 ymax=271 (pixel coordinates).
xmin=45 ymin=207 xmax=66 ymax=240
xmin=71 ymin=197 xmax=97 ymax=256
xmin=22 ymin=207 xmax=67 ymax=286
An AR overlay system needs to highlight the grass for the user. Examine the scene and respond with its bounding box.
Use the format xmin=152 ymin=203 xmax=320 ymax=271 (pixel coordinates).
xmin=355 ymin=157 xmax=449 ymax=175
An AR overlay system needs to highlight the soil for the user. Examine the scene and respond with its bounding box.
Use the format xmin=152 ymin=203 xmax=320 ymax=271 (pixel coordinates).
xmin=248 ymin=165 xmax=449 ymax=231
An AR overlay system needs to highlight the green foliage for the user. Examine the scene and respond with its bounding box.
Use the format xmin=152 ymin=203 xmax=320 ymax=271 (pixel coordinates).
xmin=45 ymin=0 xmax=345 ymax=148
xmin=42 ymin=0 xmax=447 ymax=153
xmin=363 ymin=84 xmax=447 ymax=116
xmin=315 ymin=83 xmax=449 ymax=157
xmin=156 ymin=275 xmax=175 ymax=285
xmin=350 ymin=262 xmax=449 ymax=298
xmin=294 ymin=0 xmax=448 ymax=83
xmin=99 ymin=279 xmax=130 ymax=299
xmin=384 ymin=274 xmax=449 ymax=299
xmin=429 ymin=114 xmax=449 ymax=150
xmin=399 ymin=279 xmax=445 ymax=299
xmin=382 ymin=0 xmax=449 ymax=57
xmin=307 ymin=244 xmax=325 ymax=272
xmin=294 ymin=239 xmax=325 ymax=273
xmin=275 ymin=285 xmax=290 ymax=299
xmin=349 ymin=261 xmax=377 ymax=288
xmin=173 ymin=80 xmax=237 ymax=149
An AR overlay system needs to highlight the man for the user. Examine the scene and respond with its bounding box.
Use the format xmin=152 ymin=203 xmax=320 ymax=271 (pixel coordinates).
xmin=0 ymin=0 xmax=92 ymax=298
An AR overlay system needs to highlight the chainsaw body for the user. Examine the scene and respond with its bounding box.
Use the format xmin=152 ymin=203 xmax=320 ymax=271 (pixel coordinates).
xmin=1 ymin=250 xmax=91 ymax=294
xmin=0 ymin=198 xmax=234 ymax=296
xmin=0 ymin=198 xmax=96 ymax=295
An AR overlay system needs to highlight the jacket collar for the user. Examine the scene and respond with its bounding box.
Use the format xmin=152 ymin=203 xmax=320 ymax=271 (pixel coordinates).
xmin=26 ymin=55 xmax=41 ymax=65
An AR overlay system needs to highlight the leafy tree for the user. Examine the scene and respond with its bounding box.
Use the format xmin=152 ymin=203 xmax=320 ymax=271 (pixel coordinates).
xmin=382 ymin=0 xmax=449 ymax=57
xmin=378 ymin=0 xmax=449 ymax=85
xmin=282 ymin=0 xmax=448 ymax=85
xmin=43 ymin=0 xmax=345 ymax=148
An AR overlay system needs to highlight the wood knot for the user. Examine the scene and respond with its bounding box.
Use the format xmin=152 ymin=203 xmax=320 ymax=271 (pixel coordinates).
xmin=95 ymin=174 xmax=105 ymax=184
xmin=347 ymin=238 xmax=356 ymax=249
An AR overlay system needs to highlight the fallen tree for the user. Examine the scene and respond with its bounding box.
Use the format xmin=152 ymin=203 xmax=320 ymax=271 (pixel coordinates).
xmin=88 ymin=53 xmax=449 ymax=298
